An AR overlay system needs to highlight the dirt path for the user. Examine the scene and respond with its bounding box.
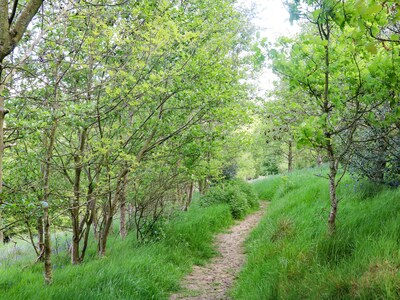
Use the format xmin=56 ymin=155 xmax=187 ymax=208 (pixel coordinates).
xmin=170 ymin=202 xmax=268 ymax=300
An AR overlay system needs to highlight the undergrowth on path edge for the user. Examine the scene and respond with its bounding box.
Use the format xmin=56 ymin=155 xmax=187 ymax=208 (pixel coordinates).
xmin=0 ymin=203 xmax=235 ymax=300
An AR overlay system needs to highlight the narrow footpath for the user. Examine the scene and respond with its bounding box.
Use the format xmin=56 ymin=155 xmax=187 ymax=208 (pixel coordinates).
xmin=170 ymin=202 xmax=268 ymax=300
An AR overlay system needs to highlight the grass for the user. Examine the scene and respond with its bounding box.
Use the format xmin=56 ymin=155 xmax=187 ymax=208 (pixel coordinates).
xmin=231 ymin=167 xmax=400 ymax=299
xmin=0 ymin=202 xmax=234 ymax=300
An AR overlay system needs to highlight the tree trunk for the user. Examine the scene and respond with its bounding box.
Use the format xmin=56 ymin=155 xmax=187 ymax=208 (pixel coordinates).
xmin=326 ymin=140 xmax=338 ymax=235
xmin=43 ymin=205 xmax=52 ymax=284
xmin=183 ymin=181 xmax=194 ymax=211
xmin=92 ymin=209 xmax=99 ymax=240
xmin=71 ymin=233 xmax=80 ymax=264
xmin=0 ymin=211 xmax=3 ymax=244
xmin=99 ymin=215 xmax=113 ymax=256
xmin=198 ymin=179 xmax=204 ymax=195
xmin=37 ymin=216 xmax=44 ymax=261
xmin=70 ymin=129 xmax=87 ymax=264
xmin=120 ymin=201 xmax=127 ymax=239
xmin=119 ymin=173 xmax=128 ymax=239
xmin=320 ymin=22 xmax=338 ymax=235
xmin=317 ymin=154 xmax=323 ymax=166
xmin=287 ymin=140 xmax=293 ymax=172
xmin=79 ymin=181 xmax=95 ymax=262
xmin=0 ymin=94 xmax=5 ymax=245
xmin=42 ymin=120 xmax=57 ymax=284
xmin=327 ymin=162 xmax=338 ymax=235
xmin=98 ymin=169 xmax=129 ymax=256
xmin=199 ymin=177 xmax=209 ymax=195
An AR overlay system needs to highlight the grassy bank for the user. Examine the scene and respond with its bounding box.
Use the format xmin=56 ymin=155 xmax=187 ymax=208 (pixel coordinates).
xmin=232 ymin=167 xmax=400 ymax=299
xmin=0 ymin=203 xmax=233 ymax=300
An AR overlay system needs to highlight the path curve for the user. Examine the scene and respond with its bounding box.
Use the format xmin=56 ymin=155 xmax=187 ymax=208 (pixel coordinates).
xmin=170 ymin=202 xmax=268 ymax=300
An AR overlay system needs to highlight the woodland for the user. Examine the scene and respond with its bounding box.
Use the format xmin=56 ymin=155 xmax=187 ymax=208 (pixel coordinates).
xmin=0 ymin=0 xmax=399 ymax=299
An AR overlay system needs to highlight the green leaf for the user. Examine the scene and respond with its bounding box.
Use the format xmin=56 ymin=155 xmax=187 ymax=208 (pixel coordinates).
xmin=365 ymin=42 xmax=377 ymax=54
xmin=366 ymin=4 xmax=382 ymax=16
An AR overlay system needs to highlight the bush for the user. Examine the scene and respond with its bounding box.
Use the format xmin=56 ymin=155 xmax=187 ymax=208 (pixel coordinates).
xmin=199 ymin=179 xmax=259 ymax=219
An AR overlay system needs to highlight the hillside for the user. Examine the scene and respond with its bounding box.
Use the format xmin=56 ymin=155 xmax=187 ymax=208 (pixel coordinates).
xmin=232 ymin=167 xmax=400 ymax=299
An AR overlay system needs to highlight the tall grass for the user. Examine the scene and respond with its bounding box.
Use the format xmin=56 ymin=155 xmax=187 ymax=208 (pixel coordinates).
xmin=232 ymin=167 xmax=400 ymax=299
xmin=0 ymin=203 xmax=233 ymax=300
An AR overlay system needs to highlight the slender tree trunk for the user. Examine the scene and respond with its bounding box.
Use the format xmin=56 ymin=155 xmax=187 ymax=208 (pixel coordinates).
xmin=42 ymin=121 xmax=57 ymax=284
xmin=327 ymin=151 xmax=338 ymax=235
xmin=0 ymin=93 xmax=5 ymax=245
xmin=120 ymin=202 xmax=126 ymax=238
xmin=375 ymin=131 xmax=387 ymax=183
xmin=320 ymin=21 xmax=338 ymax=235
xmin=71 ymin=128 xmax=87 ymax=264
xmin=98 ymin=169 xmax=129 ymax=256
xmin=184 ymin=181 xmax=194 ymax=211
xmin=0 ymin=211 xmax=3 ymax=244
xmin=43 ymin=205 xmax=52 ymax=284
xmin=79 ymin=181 xmax=95 ymax=262
xmin=198 ymin=180 xmax=204 ymax=195
xmin=317 ymin=154 xmax=323 ymax=166
xmin=199 ymin=177 xmax=209 ymax=195
xmin=287 ymin=140 xmax=293 ymax=172
xmin=37 ymin=215 xmax=44 ymax=261
xmin=71 ymin=231 xmax=80 ymax=264
xmin=99 ymin=215 xmax=113 ymax=256
xmin=93 ymin=209 xmax=99 ymax=240
xmin=119 ymin=174 xmax=128 ymax=239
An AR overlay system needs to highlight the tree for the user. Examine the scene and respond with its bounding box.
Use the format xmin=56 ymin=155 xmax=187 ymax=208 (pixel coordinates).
xmin=271 ymin=0 xmax=384 ymax=233
xmin=0 ymin=0 xmax=46 ymax=281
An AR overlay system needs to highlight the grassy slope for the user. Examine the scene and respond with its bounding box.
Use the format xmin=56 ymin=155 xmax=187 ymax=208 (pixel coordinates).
xmin=232 ymin=167 xmax=400 ymax=300
xmin=0 ymin=203 xmax=233 ymax=300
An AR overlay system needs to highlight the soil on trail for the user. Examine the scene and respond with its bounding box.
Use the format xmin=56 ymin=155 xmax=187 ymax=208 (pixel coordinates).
xmin=170 ymin=202 xmax=268 ymax=300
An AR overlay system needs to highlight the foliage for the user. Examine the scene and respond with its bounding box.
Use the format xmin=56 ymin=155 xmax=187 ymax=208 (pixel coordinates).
xmin=268 ymin=0 xmax=400 ymax=232
xmin=0 ymin=0 xmax=260 ymax=277
xmin=199 ymin=179 xmax=259 ymax=219
xmin=231 ymin=167 xmax=400 ymax=299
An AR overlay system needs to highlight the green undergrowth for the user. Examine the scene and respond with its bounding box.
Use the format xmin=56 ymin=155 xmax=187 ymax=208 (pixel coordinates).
xmin=0 ymin=203 xmax=234 ymax=300
xmin=199 ymin=179 xmax=259 ymax=219
xmin=231 ymin=167 xmax=400 ymax=299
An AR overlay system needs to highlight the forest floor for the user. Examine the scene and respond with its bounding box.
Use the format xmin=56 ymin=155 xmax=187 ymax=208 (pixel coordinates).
xmin=170 ymin=201 xmax=268 ymax=300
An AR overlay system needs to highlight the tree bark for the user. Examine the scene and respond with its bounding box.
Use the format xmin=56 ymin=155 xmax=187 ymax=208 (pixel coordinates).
xmin=99 ymin=215 xmax=113 ymax=256
xmin=79 ymin=180 xmax=95 ymax=262
xmin=37 ymin=215 xmax=44 ymax=261
xmin=42 ymin=121 xmax=57 ymax=284
xmin=184 ymin=181 xmax=194 ymax=211
xmin=0 ymin=95 xmax=5 ymax=245
xmin=198 ymin=179 xmax=204 ymax=195
xmin=0 ymin=211 xmax=3 ymax=243
xmin=43 ymin=205 xmax=52 ymax=284
xmin=319 ymin=20 xmax=339 ymax=235
xmin=287 ymin=140 xmax=293 ymax=172
xmin=327 ymin=150 xmax=338 ymax=235
xmin=70 ymin=128 xmax=87 ymax=264
xmin=98 ymin=169 xmax=129 ymax=256
xmin=119 ymin=174 xmax=128 ymax=239
xmin=317 ymin=154 xmax=323 ymax=166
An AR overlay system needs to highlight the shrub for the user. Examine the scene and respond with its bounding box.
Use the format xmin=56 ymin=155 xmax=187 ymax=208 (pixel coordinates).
xmin=199 ymin=179 xmax=259 ymax=219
